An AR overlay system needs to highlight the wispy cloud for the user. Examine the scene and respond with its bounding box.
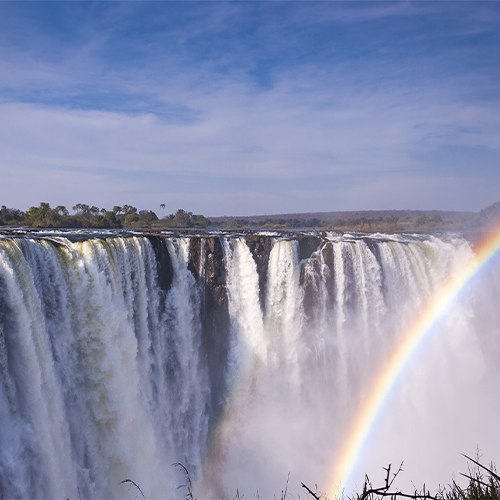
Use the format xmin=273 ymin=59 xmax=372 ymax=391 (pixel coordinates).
xmin=0 ymin=2 xmax=498 ymax=214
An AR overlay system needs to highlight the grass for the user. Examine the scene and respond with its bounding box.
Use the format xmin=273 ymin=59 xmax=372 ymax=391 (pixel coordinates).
xmin=114 ymin=456 xmax=499 ymax=500
xmin=345 ymin=456 xmax=499 ymax=500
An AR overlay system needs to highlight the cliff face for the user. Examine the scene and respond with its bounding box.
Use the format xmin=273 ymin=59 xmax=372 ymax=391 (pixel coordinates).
xmin=244 ymin=234 xmax=273 ymax=304
xmin=145 ymin=232 xmax=325 ymax=416
xmin=105 ymin=231 xmax=379 ymax=421
xmin=145 ymin=232 xmax=385 ymax=312
xmin=145 ymin=235 xmax=174 ymax=295
xmin=186 ymin=232 xmax=323 ymax=303
xmin=188 ymin=237 xmax=230 ymax=416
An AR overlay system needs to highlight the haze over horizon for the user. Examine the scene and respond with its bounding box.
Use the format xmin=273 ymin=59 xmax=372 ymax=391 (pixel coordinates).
xmin=1 ymin=2 xmax=499 ymax=216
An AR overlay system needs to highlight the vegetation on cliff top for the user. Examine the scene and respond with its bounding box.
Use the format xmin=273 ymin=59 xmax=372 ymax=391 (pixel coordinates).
xmin=0 ymin=204 xmax=211 ymax=229
xmin=1 ymin=202 xmax=499 ymax=231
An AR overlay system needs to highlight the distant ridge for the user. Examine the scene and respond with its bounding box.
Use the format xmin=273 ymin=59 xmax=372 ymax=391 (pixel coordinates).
xmin=210 ymin=209 xmax=472 ymax=223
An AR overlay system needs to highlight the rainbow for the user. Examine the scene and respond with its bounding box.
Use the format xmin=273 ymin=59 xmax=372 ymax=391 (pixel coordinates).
xmin=329 ymin=225 xmax=500 ymax=495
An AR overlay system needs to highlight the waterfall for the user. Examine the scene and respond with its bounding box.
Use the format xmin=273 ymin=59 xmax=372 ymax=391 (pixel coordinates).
xmin=0 ymin=231 xmax=499 ymax=499
xmin=0 ymin=236 xmax=207 ymax=499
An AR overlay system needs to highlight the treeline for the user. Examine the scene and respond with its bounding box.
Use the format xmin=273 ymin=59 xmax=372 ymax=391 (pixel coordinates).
xmin=1 ymin=202 xmax=499 ymax=231
xmin=161 ymin=208 xmax=211 ymax=228
xmin=0 ymin=203 xmax=211 ymax=229
xmin=215 ymin=213 xmax=478 ymax=231
xmin=214 ymin=203 xmax=500 ymax=231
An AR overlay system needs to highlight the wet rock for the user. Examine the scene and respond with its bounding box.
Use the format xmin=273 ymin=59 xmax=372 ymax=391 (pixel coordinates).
xmin=298 ymin=235 xmax=321 ymax=260
xmin=301 ymin=241 xmax=335 ymax=323
xmin=244 ymin=234 xmax=272 ymax=305
xmin=145 ymin=235 xmax=174 ymax=294
xmin=188 ymin=236 xmax=230 ymax=427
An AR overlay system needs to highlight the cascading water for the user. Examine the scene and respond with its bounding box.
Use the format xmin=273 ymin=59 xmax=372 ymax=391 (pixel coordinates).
xmin=0 ymin=235 xmax=208 ymax=499
xmin=0 ymin=231 xmax=499 ymax=499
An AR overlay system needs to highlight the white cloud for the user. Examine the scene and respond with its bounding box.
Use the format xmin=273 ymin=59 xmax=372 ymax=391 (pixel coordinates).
xmin=0 ymin=2 xmax=499 ymax=215
xmin=2 ymin=72 xmax=499 ymax=215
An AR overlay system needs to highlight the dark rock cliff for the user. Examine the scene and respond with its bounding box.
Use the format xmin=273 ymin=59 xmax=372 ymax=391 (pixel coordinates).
xmin=188 ymin=237 xmax=230 ymax=423
xmin=244 ymin=234 xmax=272 ymax=305
xmin=146 ymin=231 xmax=330 ymax=424
xmin=145 ymin=235 xmax=174 ymax=296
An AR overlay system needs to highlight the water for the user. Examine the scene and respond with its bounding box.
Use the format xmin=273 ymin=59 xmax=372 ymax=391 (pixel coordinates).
xmin=0 ymin=231 xmax=498 ymax=499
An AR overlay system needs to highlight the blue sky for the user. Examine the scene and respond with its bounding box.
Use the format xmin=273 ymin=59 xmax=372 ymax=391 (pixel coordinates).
xmin=0 ymin=1 xmax=499 ymax=216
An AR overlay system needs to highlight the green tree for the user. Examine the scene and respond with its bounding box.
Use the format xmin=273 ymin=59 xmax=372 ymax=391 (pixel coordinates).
xmin=25 ymin=202 xmax=60 ymax=227
xmin=172 ymin=209 xmax=192 ymax=227
xmin=415 ymin=215 xmax=430 ymax=226
xmin=103 ymin=211 xmax=122 ymax=228
xmin=286 ymin=218 xmax=302 ymax=228
xmin=124 ymin=213 xmax=139 ymax=225
xmin=138 ymin=210 xmax=158 ymax=224
xmin=0 ymin=205 xmax=23 ymax=224
xmin=191 ymin=214 xmax=211 ymax=228
xmin=55 ymin=205 xmax=69 ymax=216
xmin=122 ymin=205 xmax=137 ymax=215
xmin=385 ymin=214 xmax=400 ymax=231
xmin=80 ymin=204 xmax=91 ymax=216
